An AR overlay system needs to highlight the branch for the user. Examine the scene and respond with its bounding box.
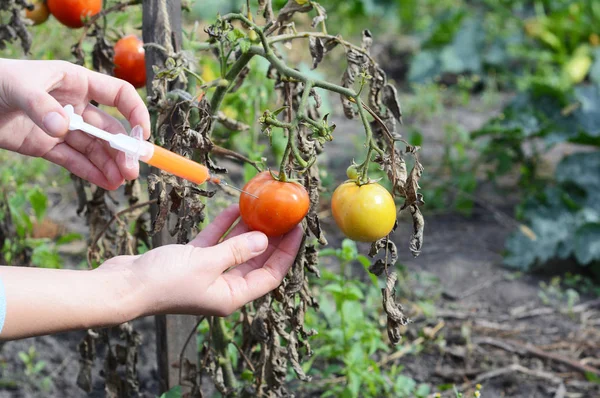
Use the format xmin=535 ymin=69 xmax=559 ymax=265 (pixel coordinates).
xmin=268 ymin=32 xmax=376 ymax=65
xmin=73 ymin=0 xmax=141 ymax=53
xmin=475 ymin=337 xmax=600 ymax=377
xmin=86 ymin=199 xmax=157 ymax=268
xmin=222 ymin=13 xmax=357 ymax=98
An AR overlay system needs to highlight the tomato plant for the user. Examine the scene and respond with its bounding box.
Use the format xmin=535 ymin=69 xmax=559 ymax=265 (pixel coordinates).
xmin=113 ymin=35 xmax=146 ymax=88
xmin=239 ymin=171 xmax=310 ymax=237
xmin=25 ymin=0 xmax=50 ymax=25
xmin=6 ymin=0 xmax=426 ymax=396
xmin=331 ymin=181 xmax=397 ymax=242
xmin=47 ymin=0 xmax=101 ymax=28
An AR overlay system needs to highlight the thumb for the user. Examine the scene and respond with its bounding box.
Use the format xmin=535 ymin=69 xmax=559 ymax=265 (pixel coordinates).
xmin=15 ymin=90 xmax=69 ymax=138
xmin=202 ymin=232 xmax=268 ymax=272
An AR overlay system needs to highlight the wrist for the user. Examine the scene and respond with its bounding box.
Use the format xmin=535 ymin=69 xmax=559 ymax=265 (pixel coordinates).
xmin=91 ymin=263 xmax=148 ymax=325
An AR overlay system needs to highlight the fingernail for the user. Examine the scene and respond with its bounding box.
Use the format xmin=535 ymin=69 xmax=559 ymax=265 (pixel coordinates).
xmin=247 ymin=233 xmax=268 ymax=253
xmin=43 ymin=112 xmax=68 ymax=137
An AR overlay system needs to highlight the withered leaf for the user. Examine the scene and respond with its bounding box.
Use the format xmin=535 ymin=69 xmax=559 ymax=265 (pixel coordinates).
xmin=310 ymin=88 xmax=322 ymax=109
xmin=375 ymin=150 xmax=408 ymax=197
xmin=402 ymin=160 xmax=424 ymax=209
xmin=311 ymin=3 xmax=327 ymax=28
xmin=92 ymin=35 xmax=114 ymax=75
xmin=277 ymin=0 xmax=313 ymax=25
xmin=382 ymin=272 xmax=410 ymax=345
xmin=309 ymin=36 xmax=324 ymax=69
xmin=340 ymin=48 xmax=368 ymax=119
xmin=409 ymin=205 xmax=424 ymax=257
xmin=382 ymin=84 xmax=403 ymax=122
xmin=368 ymin=65 xmax=386 ymax=112
xmin=368 ymin=237 xmax=398 ymax=276
xmin=258 ymin=0 xmax=275 ymax=22
xmin=361 ymin=29 xmax=373 ymax=53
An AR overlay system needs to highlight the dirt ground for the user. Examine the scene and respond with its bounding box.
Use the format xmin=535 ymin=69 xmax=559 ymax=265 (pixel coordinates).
xmin=1 ymin=95 xmax=599 ymax=398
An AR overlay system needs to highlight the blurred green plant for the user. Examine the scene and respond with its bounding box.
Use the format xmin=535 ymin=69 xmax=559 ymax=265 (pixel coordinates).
xmin=0 ymin=155 xmax=74 ymax=267
xmin=298 ymin=239 xmax=431 ymax=398
xmin=18 ymin=346 xmax=52 ymax=393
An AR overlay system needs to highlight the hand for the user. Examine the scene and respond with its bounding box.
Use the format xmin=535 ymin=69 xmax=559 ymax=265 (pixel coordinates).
xmin=0 ymin=58 xmax=150 ymax=190
xmin=0 ymin=205 xmax=303 ymax=340
xmin=100 ymin=204 xmax=304 ymax=317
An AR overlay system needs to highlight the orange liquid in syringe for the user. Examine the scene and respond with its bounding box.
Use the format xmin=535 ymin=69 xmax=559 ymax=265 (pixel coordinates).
xmin=145 ymin=145 xmax=211 ymax=185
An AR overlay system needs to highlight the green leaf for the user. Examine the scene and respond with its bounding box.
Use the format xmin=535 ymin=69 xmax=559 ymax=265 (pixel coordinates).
xmin=160 ymin=385 xmax=182 ymax=398
xmin=505 ymin=152 xmax=600 ymax=270
xmin=27 ymin=187 xmax=47 ymax=222
xmin=586 ymin=371 xmax=600 ymax=384
xmin=226 ymin=28 xmax=246 ymax=42
xmin=415 ymin=384 xmax=431 ymax=397
xmin=18 ymin=352 xmax=29 ymax=364
xmin=33 ymin=360 xmax=46 ymax=374
xmin=56 ymin=233 xmax=83 ymax=245
xmin=574 ymin=223 xmax=600 ymax=265
xmin=590 ymin=48 xmax=600 ymax=85
xmin=31 ymin=244 xmax=62 ymax=269
xmin=239 ymin=38 xmax=252 ymax=53
xmin=394 ymin=374 xmax=417 ymax=397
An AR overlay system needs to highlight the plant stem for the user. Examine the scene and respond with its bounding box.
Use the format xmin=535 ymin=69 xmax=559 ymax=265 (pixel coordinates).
xmin=267 ymin=32 xmax=376 ymax=65
xmin=355 ymin=96 xmax=383 ymax=182
xmin=209 ymin=52 xmax=254 ymax=118
xmin=222 ymin=13 xmax=357 ymax=98
xmin=339 ymin=260 xmax=349 ymax=352
xmin=211 ymin=317 xmax=238 ymax=390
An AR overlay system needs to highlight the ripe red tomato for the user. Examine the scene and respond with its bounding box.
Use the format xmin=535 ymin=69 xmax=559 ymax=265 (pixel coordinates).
xmin=47 ymin=0 xmax=102 ymax=29
xmin=239 ymin=171 xmax=310 ymax=237
xmin=331 ymin=181 xmax=396 ymax=242
xmin=25 ymin=0 xmax=50 ymax=26
xmin=113 ymin=35 xmax=146 ymax=89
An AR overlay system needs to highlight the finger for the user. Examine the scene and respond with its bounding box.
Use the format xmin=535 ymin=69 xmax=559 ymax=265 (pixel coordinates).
xmin=83 ymin=69 xmax=151 ymax=139
xmin=63 ymin=131 xmax=124 ymax=189
xmin=225 ymin=234 xmax=284 ymax=278
xmin=13 ymin=89 xmax=69 ymax=138
xmin=43 ymin=143 xmax=121 ymax=190
xmin=188 ymin=205 xmax=241 ymax=248
xmin=227 ymin=225 xmax=301 ymax=278
xmin=216 ymin=226 xmax=303 ymax=311
xmin=82 ymin=104 xmax=139 ymax=180
xmin=199 ymin=231 xmax=268 ymax=272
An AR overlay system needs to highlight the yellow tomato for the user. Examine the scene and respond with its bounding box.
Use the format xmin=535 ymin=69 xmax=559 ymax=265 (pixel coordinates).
xmin=331 ymin=181 xmax=396 ymax=242
xmin=25 ymin=0 xmax=50 ymax=25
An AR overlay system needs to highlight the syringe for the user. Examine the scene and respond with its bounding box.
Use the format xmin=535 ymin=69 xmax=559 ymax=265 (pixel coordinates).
xmin=63 ymin=105 xmax=257 ymax=198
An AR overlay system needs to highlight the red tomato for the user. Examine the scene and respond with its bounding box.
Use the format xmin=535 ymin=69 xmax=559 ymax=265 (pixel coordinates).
xmin=47 ymin=0 xmax=102 ymax=29
xmin=239 ymin=171 xmax=310 ymax=237
xmin=113 ymin=35 xmax=146 ymax=89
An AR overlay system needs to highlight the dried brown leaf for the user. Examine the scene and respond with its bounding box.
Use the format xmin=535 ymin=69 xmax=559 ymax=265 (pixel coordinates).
xmin=277 ymin=0 xmax=313 ymax=25
xmin=258 ymin=0 xmax=275 ymax=22
xmin=409 ymin=205 xmax=424 ymax=257
xmin=309 ymin=36 xmax=324 ymax=69
xmin=382 ymin=272 xmax=410 ymax=345
xmin=382 ymin=83 xmax=403 ymax=122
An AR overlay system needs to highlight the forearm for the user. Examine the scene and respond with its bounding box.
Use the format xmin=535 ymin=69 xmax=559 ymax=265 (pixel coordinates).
xmin=0 ymin=265 xmax=145 ymax=340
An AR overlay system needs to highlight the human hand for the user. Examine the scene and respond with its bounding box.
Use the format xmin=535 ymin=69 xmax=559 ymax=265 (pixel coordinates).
xmin=0 ymin=58 xmax=150 ymax=190
xmin=99 ymin=205 xmax=304 ymax=317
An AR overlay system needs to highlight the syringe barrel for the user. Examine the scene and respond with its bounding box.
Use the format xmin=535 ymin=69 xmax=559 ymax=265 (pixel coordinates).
xmin=144 ymin=145 xmax=211 ymax=185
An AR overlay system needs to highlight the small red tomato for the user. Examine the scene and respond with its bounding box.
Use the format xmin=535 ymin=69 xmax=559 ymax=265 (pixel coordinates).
xmin=239 ymin=171 xmax=310 ymax=237
xmin=113 ymin=35 xmax=146 ymax=89
xmin=47 ymin=0 xmax=101 ymax=29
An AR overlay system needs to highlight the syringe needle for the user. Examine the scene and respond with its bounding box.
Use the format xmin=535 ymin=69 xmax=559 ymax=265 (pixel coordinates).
xmin=219 ymin=180 xmax=259 ymax=199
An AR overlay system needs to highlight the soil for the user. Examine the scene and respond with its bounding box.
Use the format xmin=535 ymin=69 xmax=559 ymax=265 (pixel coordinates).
xmin=1 ymin=95 xmax=599 ymax=398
